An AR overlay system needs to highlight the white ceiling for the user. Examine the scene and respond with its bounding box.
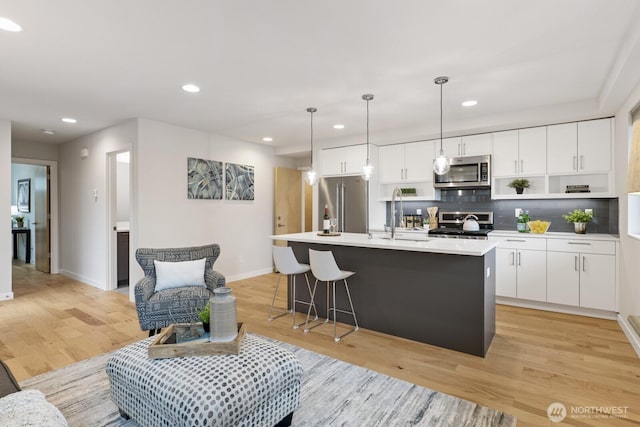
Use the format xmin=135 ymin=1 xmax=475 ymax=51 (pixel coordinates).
xmin=2 ymin=0 xmax=640 ymax=157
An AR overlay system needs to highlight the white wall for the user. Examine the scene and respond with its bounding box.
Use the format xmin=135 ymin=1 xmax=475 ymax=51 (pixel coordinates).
xmin=614 ymin=79 xmax=640 ymax=355
xmin=11 ymin=163 xmax=44 ymax=264
xmin=134 ymin=119 xmax=293 ymax=287
xmin=11 ymin=140 xmax=59 ymax=161
xmin=0 ymin=120 xmax=12 ymax=300
xmin=58 ymin=120 xmax=137 ymax=288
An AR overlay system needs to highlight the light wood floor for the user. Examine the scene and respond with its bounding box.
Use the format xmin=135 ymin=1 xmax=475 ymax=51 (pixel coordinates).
xmin=2 ymin=262 xmax=640 ymax=426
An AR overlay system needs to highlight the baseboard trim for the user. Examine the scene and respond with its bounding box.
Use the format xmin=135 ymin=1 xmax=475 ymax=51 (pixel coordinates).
xmin=226 ymin=267 xmax=273 ymax=283
xmin=496 ymin=297 xmax=617 ymax=320
xmin=617 ymin=314 xmax=640 ymax=359
xmin=0 ymin=292 xmax=14 ymax=301
xmin=59 ymin=270 xmax=106 ymax=290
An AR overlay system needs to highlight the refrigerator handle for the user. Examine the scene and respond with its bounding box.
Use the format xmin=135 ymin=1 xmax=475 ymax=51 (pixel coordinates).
xmin=335 ymin=183 xmax=341 ymax=231
xmin=340 ymin=183 xmax=345 ymax=232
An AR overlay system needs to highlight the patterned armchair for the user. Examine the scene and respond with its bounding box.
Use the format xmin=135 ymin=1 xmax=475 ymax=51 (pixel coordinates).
xmin=134 ymin=244 xmax=225 ymax=335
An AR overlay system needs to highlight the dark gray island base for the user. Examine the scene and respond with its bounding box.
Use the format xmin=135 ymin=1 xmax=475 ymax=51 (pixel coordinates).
xmin=289 ymin=241 xmax=496 ymax=357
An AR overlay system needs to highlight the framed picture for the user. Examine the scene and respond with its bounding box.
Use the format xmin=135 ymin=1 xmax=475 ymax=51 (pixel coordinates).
xmin=225 ymin=163 xmax=255 ymax=200
xmin=187 ymin=157 xmax=223 ymax=200
xmin=17 ymin=178 xmax=31 ymax=213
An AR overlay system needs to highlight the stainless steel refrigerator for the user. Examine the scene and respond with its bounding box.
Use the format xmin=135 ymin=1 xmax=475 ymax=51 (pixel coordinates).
xmin=318 ymin=176 xmax=367 ymax=233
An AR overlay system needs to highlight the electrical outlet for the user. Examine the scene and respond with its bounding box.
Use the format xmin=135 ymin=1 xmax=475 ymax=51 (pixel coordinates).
xmin=416 ymin=209 xmax=422 ymax=215
xmin=515 ymin=208 xmax=522 ymax=218
xmin=585 ymin=208 xmax=594 ymax=215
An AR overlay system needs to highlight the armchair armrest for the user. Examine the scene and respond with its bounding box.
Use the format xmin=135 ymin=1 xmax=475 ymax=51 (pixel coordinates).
xmin=205 ymin=269 xmax=226 ymax=293
xmin=134 ymin=276 xmax=156 ymax=304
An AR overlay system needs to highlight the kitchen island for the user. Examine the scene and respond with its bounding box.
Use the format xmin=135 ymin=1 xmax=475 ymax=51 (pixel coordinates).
xmin=271 ymin=232 xmax=497 ymax=357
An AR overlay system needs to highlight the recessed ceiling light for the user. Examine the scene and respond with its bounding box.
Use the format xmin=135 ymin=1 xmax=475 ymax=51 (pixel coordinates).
xmin=41 ymin=129 xmax=55 ymax=135
xmin=182 ymin=84 xmax=200 ymax=93
xmin=462 ymin=100 xmax=478 ymax=107
xmin=333 ymin=124 xmax=345 ymax=129
xmin=0 ymin=17 xmax=21 ymax=32
xmin=262 ymin=137 xmax=273 ymax=142
xmin=61 ymin=117 xmax=77 ymax=124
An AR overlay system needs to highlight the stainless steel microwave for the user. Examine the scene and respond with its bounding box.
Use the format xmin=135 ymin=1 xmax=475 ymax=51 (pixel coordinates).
xmin=433 ymin=155 xmax=491 ymax=189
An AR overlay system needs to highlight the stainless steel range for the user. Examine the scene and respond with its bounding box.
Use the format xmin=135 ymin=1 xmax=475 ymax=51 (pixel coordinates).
xmin=428 ymin=211 xmax=494 ymax=240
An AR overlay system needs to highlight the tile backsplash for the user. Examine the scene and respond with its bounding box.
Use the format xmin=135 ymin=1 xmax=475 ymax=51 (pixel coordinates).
xmin=385 ymin=189 xmax=618 ymax=234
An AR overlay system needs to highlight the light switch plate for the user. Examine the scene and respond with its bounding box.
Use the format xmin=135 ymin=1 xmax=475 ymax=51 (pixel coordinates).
xmin=416 ymin=209 xmax=422 ymax=215
xmin=585 ymin=208 xmax=593 ymax=215
xmin=515 ymin=208 xmax=522 ymax=218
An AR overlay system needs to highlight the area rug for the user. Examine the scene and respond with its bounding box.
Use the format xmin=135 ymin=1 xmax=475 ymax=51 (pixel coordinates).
xmin=20 ymin=334 xmax=516 ymax=427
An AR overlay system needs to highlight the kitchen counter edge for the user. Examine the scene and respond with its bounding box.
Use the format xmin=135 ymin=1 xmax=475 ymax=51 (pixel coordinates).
xmin=271 ymin=232 xmax=497 ymax=256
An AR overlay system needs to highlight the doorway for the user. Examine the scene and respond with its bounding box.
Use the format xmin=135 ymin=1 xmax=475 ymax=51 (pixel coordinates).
xmin=10 ymin=158 xmax=59 ymax=283
xmin=274 ymin=167 xmax=303 ymax=242
xmin=107 ymin=150 xmax=131 ymax=292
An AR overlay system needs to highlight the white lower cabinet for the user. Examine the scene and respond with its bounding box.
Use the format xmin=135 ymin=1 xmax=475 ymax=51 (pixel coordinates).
xmin=492 ymin=237 xmax=546 ymax=302
xmin=491 ymin=234 xmax=618 ymax=314
xmin=546 ymin=239 xmax=616 ymax=311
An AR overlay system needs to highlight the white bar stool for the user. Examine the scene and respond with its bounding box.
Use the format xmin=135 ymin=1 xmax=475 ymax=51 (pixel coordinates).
xmin=270 ymin=245 xmax=318 ymax=329
xmin=304 ymin=249 xmax=359 ymax=342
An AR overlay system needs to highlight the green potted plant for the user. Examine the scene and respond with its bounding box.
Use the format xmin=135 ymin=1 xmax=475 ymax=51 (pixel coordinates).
xmin=13 ymin=215 xmax=25 ymax=228
xmin=198 ymin=304 xmax=210 ymax=332
xmin=562 ymin=209 xmax=593 ymax=234
xmin=507 ymin=178 xmax=530 ymax=194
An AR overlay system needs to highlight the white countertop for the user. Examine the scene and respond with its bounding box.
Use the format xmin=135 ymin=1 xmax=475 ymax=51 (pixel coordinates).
xmin=489 ymin=230 xmax=619 ymax=241
xmin=271 ymin=232 xmax=497 ymax=256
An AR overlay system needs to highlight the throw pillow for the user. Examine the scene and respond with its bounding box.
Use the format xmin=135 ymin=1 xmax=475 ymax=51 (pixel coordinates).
xmin=154 ymin=258 xmax=206 ymax=291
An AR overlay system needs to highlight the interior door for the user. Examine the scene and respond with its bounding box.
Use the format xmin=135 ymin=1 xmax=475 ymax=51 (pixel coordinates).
xmin=274 ymin=167 xmax=302 ymax=245
xmin=34 ymin=165 xmax=50 ymax=273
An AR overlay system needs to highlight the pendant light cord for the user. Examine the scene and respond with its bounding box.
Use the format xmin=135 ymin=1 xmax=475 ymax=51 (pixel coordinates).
xmin=439 ymin=81 xmax=443 ymax=154
xmin=366 ymin=98 xmax=370 ymax=162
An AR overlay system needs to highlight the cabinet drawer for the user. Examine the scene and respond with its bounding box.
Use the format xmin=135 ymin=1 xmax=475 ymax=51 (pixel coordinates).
xmin=546 ymin=239 xmax=615 ymax=255
xmin=489 ymin=236 xmax=546 ymax=251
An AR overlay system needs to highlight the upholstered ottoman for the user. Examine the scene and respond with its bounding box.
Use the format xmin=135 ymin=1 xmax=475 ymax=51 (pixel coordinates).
xmin=105 ymin=334 xmax=302 ymax=427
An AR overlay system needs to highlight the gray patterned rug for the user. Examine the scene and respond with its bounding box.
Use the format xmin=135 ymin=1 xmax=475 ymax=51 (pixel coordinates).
xmin=20 ymin=334 xmax=516 ymax=427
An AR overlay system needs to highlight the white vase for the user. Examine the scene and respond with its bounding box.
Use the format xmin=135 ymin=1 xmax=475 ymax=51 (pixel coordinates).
xmin=209 ymin=287 xmax=238 ymax=342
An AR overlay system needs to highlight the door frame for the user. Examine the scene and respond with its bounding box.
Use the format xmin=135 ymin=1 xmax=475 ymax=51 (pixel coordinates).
xmin=106 ymin=149 xmax=132 ymax=291
xmin=10 ymin=157 xmax=59 ymax=274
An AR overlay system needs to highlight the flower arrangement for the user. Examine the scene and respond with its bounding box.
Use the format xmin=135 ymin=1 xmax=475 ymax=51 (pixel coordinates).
xmin=507 ymin=178 xmax=530 ymax=190
xmin=562 ymin=209 xmax=593 ymax=223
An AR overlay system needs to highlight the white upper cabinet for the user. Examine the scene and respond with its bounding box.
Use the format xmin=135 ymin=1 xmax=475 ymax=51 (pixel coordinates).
xmin=577 ymin=118 xmax=611 ymax=173
xmin=320 ymin=145 xmax=367 ymax=176
xmin=492 ymin=128 xmax=546 ymax=177
xmin=547 ymin=122 xmax=577 ymax=174
xmin=440 ymin=135 xmax=491 ymax=157
xmin=492 ymin=130 xmax=519 ymax=177
xmin=517 ymin=127 xmax=547 ymax=175
xmin=440 ymin=137 xmax=462 ymax=157
xmin=547 ymin=118 xmax=611 ymax=174
xmin=378 ymin=144 xmax=405 ymax=182
xmin=379 ymin=141 xmax=434 ymax=183
xmin=461 ymin=133 xmax=492 ymax=156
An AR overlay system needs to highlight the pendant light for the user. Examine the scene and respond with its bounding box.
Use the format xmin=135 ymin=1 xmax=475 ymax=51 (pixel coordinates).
xmin=361 ymin=94 xmax=374 ymax=181
xmin=304 ymin=107 xmax=318 ymax=186
xmin=433 ymin=76 xmax=450 ymax=175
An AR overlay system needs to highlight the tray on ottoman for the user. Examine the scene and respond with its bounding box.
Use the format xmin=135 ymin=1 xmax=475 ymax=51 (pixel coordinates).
xmin=148 ymin=322 xmax=246 ymax=359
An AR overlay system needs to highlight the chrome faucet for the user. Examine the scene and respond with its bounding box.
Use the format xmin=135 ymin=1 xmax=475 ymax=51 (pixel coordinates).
xmin=390 ymin=187 xmax=404 ymax=239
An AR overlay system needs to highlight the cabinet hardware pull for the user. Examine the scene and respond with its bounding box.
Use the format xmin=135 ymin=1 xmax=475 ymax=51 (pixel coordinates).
xmin=574 ymin=255 xmax=578 ymax=271
xmin=458 ymin=143 xmax=461 ymax=156
xmin=404 ymin=168 xmax=408 ymax=179
xmin=462 ymin=142 xmax=466 ymax=156
xmin=573 ymin=155 xmax=577 ymax=170
xmin=580 ymin=155 xmax=584 ymax=170
xmin=514 ymin=160 xmax=518 ymax=174
xmin=582 ymin=255 xmax=586 ymax=272
xmin=520 ymin=160 xmax=524 ymax=173
xmin=568 ymin=242 xmax=591 ymax=245
xmin=506 ymin=239 xmax=526 ymax=242
xmin=517 ymin=251 xmax=521 ymax=266
xmin=510 ymin=251 xmax=515 ymax=266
